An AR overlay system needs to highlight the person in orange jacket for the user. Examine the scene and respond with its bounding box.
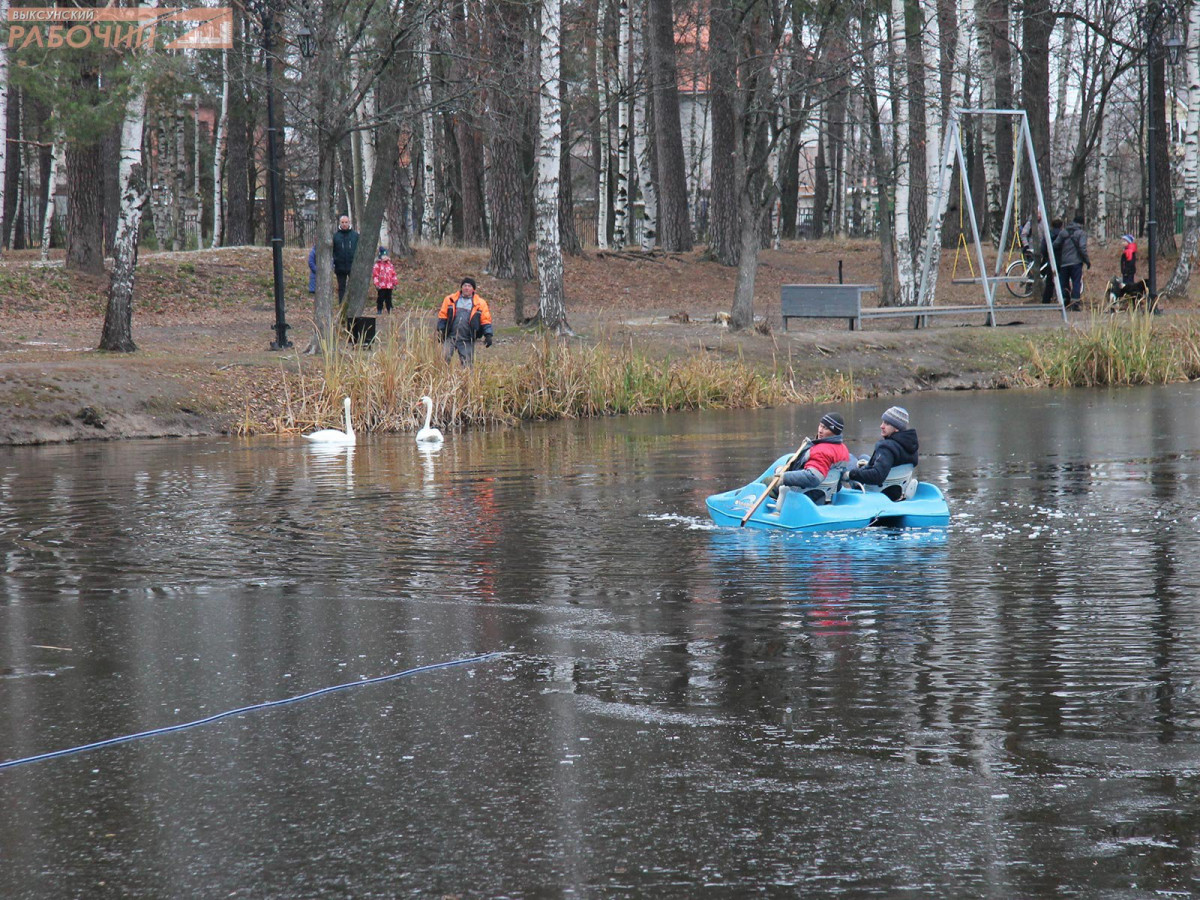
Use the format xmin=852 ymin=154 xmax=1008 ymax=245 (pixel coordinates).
xmin=437 ymin=277 xmax=493 ymax=366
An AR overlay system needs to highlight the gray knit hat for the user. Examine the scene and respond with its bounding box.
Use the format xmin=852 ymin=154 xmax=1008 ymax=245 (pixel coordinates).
xmin=819 ymin=412 xmax=844 ymax=434
xmin=882 ymin=406 xmax=909 ymax=430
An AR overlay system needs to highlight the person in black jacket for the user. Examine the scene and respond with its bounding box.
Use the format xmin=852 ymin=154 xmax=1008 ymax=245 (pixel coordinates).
xmin=847 ymin=406 xmax=919 ymax=487
xmin=332 ymin=215 xmax=359 ymax=302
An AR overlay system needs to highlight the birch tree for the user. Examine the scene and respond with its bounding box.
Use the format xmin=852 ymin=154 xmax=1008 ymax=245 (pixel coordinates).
xmin=1165 ymin=0 xmax=1200 ymax=296
xmin=631 ymin=0 xmax=658 ymax=251
xmin=211 ymin=49 xmax=229 ymax=248
xmin=613 ymin=0 xmax=631 ymax=247
xmin=536 ymin=0 xmax=569 ymax=332
xmin=0 ymin=0 xmax=8 ymax=258
xmin=99 ymin=0 xmax=156 ymax=354
xmin=596 ymin=0 xmax=611 ymax=249
xmin=418 ymin=21 xmax=438 ymax=242
xmin=891 ymin=0 xmax=915 ymax=305
xmin=40 ymin=139 xmax=62 ymax=262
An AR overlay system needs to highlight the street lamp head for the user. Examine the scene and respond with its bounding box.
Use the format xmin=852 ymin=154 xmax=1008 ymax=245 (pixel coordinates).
xmin=1165 ymin=30 xmax=1185 ymax=66
xmin=297 ymin=25 xmax=316 ymax=59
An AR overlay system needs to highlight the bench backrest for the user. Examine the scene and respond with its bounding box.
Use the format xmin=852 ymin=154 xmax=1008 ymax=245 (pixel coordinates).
xmin=781 ymin=285 xmax=867 ymax=317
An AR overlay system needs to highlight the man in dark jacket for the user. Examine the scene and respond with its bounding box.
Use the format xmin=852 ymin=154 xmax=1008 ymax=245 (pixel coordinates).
xmin=847 ymin=406 xmax=919 ymax=487
xmin=1054 ymin=214 xmax=1090 ymax=310
xmin=332 ymin=215 xmax=359 ymax=302
xmin=1040 ymin=218 xmax=1063 ymax=305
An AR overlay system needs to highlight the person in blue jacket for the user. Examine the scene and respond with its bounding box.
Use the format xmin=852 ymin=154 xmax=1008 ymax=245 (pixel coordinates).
xmin=307 ymin=246 xmax=317 ymax=295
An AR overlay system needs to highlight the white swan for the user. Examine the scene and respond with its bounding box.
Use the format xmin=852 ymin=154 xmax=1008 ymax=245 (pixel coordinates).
xmin=416 ymin=395 xmax=444 ymax=443
xmin=304 ymin=396 xmax=356 ymax=445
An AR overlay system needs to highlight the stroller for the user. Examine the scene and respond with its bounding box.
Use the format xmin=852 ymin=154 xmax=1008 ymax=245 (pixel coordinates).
xmin=1104 ymin=276 xmax=1155 ymax=313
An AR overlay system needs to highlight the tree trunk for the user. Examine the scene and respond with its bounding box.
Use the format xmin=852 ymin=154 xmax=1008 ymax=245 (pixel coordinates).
xmin=536 ymin=0 xmax=569 ymax=332
xmin=0 ymin=0 xmax=7 ymax=257
xmin=631 ymin=0 xmax=658 ymax=250
xmin=614 ymin=0 xmax=631 ymax=247
xmin=812 ymin=132 xmax=827 ymax=238
xmin=419 ymin=22 xmax=439 ymax=242
xmin=1020 ymin=0 xmax=1052 ymax=224
xmin=706 ymin=0 xmax=738 ymax=264
xmin=40 ymin=140 xmax=62 ymax=262
xmin=862 ymin=10 xmax=895 ymax=306
xmin=1165 ymin=0 xmax=1200 ymax=297
xmin=212 ymin=48 xmax=229 ymax=248
xmin=344 ymin=123 xmax=403 ymax=320
xmin=560 ymin=99 xmax=583 ymax=256
xmin=891 ymin=0 xmax=915 ymax=305
xmin=485 ymin=0 xmax=533 ymax=279
xmin=595 ymin=0 xmax=611 ymax=249
xmin=1152 ymin=48 xmax=1176 ymax=254
xmin=100 ymin=0 xmax=155 ymax=354
xmin=647 ymin=0 xmax=691 ymax=250
xmin=225 ymin=4 xmax=250 ymax=245
xmin=66 ymin=141 xmax=105 ymax=274
xmin=729 ymin=187 xmax=762 ymax=329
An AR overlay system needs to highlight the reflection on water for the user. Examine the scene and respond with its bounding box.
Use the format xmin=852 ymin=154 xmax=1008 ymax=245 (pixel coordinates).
xmin=2 ymin=387 xmax=1200 ymax=897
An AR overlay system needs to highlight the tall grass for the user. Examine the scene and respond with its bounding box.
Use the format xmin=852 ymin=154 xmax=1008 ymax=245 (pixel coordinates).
xmin=267 ymin=316 xmax=855 ymax=435
xmin=1025 ymin=312 xmax=1200 ymax=387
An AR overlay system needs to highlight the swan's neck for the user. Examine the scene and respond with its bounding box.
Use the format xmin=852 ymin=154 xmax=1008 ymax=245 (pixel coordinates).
xmin=344 ymin=403 xmax=354 ymax=435
xmin=423 ymin=401 xmax=433 ymax=430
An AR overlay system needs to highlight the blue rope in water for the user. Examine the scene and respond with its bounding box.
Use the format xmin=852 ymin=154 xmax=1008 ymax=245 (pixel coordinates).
xmin=0 ymin=651 xmax=505 ymax=772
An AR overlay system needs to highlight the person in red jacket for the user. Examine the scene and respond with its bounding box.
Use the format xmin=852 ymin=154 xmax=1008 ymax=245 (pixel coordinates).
xmin=437 ymin=277 xmax=494 ymax=366
xmin=372 ymin=248 xmax=398 ymax=314
xmin=773 ymin=412 xmax=852 ymax=499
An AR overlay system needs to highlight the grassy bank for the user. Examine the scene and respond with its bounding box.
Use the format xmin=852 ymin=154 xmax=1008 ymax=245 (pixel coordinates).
xmin=262 ymin=318 xmax=861 ymax=435
xmin=1025 ymin=313 xmax=1200 ymax=387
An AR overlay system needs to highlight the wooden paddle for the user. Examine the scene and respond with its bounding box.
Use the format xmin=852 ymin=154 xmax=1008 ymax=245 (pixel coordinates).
xmin=740 ymin=438 xmax=811 ymax=527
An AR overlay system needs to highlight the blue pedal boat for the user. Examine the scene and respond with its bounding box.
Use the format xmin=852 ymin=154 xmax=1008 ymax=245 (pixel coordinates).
xmin=706 ymin=454 xmax=950 ymax=532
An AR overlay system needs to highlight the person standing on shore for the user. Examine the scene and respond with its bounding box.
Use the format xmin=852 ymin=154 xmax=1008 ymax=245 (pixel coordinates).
xmin=1054 ymin=215 xmax=1091 ymax=311
xmin=437 ymin=277 xmax=494 ymax=366
xmin=332 ymin=215 xmax=359 ymax=303
xmin=372 ymin=248 xmax=397 ymax=314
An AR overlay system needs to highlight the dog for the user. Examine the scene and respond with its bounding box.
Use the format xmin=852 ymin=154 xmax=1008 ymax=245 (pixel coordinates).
xmin=1105 ymin=276 xmax=1154 ymax=313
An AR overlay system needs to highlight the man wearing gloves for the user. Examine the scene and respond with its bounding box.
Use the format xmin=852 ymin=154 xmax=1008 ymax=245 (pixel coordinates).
xmin=437 ymin=277 xmax=494 ymax=367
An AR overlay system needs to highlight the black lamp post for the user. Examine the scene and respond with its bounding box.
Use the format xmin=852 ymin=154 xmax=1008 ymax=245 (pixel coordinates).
xmin=266 ymin=12 xmax=316 ymax=350
xmin=1146 ymin=8 xmax=1185 ymax=308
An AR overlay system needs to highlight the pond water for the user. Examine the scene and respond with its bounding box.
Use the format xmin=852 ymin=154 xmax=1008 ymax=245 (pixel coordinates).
xmin=1 ymin=386 xmax=1199 ymax=897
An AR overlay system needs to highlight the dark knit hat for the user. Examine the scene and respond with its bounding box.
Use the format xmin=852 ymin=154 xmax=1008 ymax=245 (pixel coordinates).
xmin=461 ymin=277 xmax=477 ymax=289
xmin=882 ymin=406 xmax=909 ymax=430
xmin=819 ymin=412 xmax=844 ymax=434
xmin=378 ymin=246 xmax=388 ymax=258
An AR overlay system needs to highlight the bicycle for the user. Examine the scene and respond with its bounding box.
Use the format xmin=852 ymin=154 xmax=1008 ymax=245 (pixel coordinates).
xmin=1003 ymin=248 xmax=1037 ymax=299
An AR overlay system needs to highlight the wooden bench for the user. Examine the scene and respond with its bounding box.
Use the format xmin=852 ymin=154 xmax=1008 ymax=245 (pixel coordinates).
xmin=781 ymin=284 xmax=877 ymax=331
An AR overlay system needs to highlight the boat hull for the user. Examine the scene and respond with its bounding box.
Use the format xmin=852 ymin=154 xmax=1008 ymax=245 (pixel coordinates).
xmin=706 ymin=456 xmax=950 ymax=532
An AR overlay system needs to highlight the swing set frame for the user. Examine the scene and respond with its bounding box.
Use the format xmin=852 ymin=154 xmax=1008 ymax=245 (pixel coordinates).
xmin=916 ymin=108 xmax=1068 ymax=325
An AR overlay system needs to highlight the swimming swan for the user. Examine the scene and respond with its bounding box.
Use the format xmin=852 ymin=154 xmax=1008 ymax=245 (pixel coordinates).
xmin=416 ymin=395 xmax=444 ymax=443
xmin=304 ymin=397 xmax=356 ymax=445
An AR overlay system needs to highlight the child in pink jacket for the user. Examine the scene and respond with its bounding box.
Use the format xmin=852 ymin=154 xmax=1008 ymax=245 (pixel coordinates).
xmin=372 ymin=248 xmax=398 ymax=314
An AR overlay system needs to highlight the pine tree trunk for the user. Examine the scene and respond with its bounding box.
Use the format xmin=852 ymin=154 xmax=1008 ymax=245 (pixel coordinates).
xmin=536 ymin=0 xmax=569 ymax=332
xmin=485 ymin=0 xmax=533 ymax=279
xmin=1021 ymin=0 xmax=1052 ymax=222
xmin=647 ymin=0 xmax=691 ymax=250
xmin=1152 ymin=50 xmax=1177 ymax=255
xmin=66 ymin=141 xmax=105 ymax=274
xmin=225 ymin=4 xmax=250 ymax=246
xmin=707 ymin=0 xmax=738 ymax=265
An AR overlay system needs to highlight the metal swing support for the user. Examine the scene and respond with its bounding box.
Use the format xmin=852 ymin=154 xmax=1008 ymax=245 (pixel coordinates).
xmin=915 ymin=108 xmax=1067 ymax=325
